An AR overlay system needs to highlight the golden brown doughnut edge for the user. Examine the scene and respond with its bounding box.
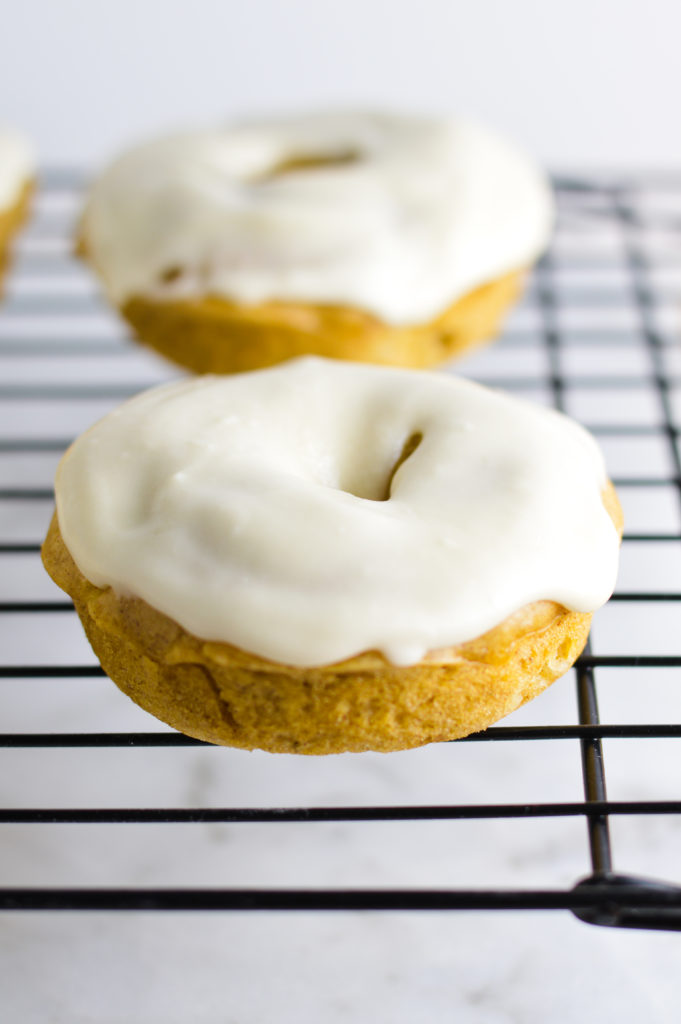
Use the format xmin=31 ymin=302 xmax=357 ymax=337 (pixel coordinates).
xmin=77 ymin=230 xmax=525 ymax=374
xmin=0 ymin=181 xmax=33 ymax=295
xmin=41 ymin=483 xmax=622 ymax=755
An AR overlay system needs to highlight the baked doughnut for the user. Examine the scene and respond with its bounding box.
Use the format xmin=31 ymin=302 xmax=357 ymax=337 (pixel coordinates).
xmin=77 ymin=113 xmax=553 ymax=373
xmin=0 ymin=131 xmax=34 ymax=293
xmin=42 ymin=358 xmax=622 ymax=754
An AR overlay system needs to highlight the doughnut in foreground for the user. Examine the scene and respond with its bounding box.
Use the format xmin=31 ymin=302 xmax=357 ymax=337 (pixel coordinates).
xmin=42 ymin=358 xmax=622 ymax=753
xmin=77 ymin=112 xmax=552 ymax=373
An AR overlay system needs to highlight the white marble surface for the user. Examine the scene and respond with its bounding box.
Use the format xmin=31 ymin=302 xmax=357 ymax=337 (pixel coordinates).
xmin=1 ymin=651 xmax=681 ymax=1023
xmin=1 ymin=668 xmax=680 ymax=1022
xmin=1 ymin=177 xmax=681 ymax=1021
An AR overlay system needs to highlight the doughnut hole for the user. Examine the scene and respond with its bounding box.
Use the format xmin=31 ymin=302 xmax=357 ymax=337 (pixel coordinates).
xmin=382 ymin=431 xmax=423 ymax=501
xmin=337 ymin=431 xmax=423 ymax=502
xmin=254 ymin=150 xmax=361 ymax=182
xmin=158 ymin=266 xmax=184 ymax=285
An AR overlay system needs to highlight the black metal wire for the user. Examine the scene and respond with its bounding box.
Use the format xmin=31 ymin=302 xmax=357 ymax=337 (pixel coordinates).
xmin=2 ymin=654 xmax=681 ymax=674
xmin=1 ymin=172 xmax=681 ymax=928
xmin=2 ymin=800 xmax=681 ymax=825
xmin=535 ymin=248 xmax=616 ymax=880
xmin=1 ymin=724 xmax=680 ymax=748
xmin=2 ymin=883 xmax=680 ymax=915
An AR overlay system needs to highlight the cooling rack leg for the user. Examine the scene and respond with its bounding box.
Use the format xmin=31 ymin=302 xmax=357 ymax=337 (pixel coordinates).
xmin=576 ymin=661 xmax=612 ymax=876
xmin=571 ymin=873 xmax=681 ymax=931
xmin=572 ymin=663 xmax=681 ymax=930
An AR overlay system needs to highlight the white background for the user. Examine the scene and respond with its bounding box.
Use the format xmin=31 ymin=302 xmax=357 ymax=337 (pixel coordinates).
xmin=2 ymin=0 xmax=681 ymax=168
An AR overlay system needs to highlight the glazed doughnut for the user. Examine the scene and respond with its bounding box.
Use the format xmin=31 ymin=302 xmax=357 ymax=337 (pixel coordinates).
xmin=42 ymin=358 xmax=622 ymax=753
xmin=0 ymin=131 xmax=34 ymax=293
xmin=78 ymin=112 xmax=553 ymax=373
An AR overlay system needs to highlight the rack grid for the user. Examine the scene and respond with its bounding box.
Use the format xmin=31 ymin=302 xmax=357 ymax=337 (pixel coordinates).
xmin=1 ymin=171 xmax=680 ymax=929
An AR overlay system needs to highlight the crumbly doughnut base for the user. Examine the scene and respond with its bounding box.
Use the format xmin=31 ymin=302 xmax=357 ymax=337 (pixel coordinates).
xmin=0 ymin=181 xmax=32 ymax=294
xmin=42 ymin=482 xmax=621 ymax=754
xmin=114 ymin=269 xmax=524 ymax=374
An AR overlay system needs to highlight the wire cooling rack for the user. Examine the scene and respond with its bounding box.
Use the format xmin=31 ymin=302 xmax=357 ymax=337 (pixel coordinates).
xmin=0 ymin=171 xmax=680 ymax=929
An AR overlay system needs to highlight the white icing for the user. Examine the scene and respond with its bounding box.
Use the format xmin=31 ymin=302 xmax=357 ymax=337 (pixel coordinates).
xmin=0 ymin=130 xmax=34 ymax=212
xmin=80 ymin=112 xmax=553 ymax=325
xmin=55 ymin=357 xmax=619 ymax=668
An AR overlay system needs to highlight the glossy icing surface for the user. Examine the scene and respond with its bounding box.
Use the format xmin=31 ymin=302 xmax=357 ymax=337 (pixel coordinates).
xmin=54 ymin=358 xmax=619 ymax=667
xmin=80 ymin=112 xmax=553 ymax=324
